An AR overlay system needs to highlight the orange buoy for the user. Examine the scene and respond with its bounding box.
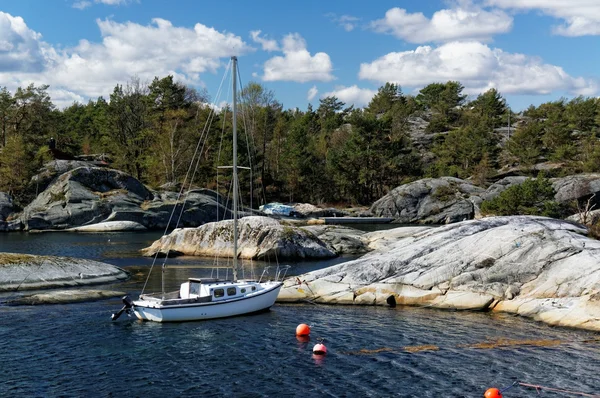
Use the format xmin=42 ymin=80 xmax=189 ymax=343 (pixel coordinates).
xmin=296 ymin=323 xmax=311 ymax=336
xmin=313 ymin=343 xmax=327 ymax=355
xmin=484 ymin=388 xmax=502 ymax=398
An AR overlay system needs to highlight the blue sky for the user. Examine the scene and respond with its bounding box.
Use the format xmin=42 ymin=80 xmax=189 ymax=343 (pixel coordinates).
xmin=0 ymin=0 xmax=599 ymax=110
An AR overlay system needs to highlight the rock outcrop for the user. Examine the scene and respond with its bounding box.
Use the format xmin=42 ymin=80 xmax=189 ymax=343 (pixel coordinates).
xmin=30 ymin=159 xmax=105 ymax=195
xmin=279 ymin=216 xmax=600 ymax=331
xmin=0 ymin=253 xmax=129 ymax=291
xmin=370 ymin=177 xmax=485 ymax=224
xmin=67 ymin=221 xmax=147 ymax=232
xmin=0 ymin=192 xmax=14 ymax=221
xmin=553 ymin=173 xmax=600 ymax=207
xmin=5 ymin=289 xmax=126 ymax=305
xmin=292 ymin=203 xmax=349 ymax=218
xmin=142 ymin=216 xmax=337 ymax=260
xmin=0 ymin=192 xmax=19 ymax=231
xmin=19 ymin=166 xmax=233 ymax=231
xmin=301 ymin=225 xmax=369 ymax=255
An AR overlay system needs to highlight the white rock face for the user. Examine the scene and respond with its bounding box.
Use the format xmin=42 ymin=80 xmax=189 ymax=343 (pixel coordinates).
xmin=279 ymin=216 xmax=600 ymax=331
xmin=142 ymin=216 xmax=337 ymax=260
xmin=68 ymin=221 xmax=147 ymax=232
xmin=0 ymin=253 xmax=129 ymax=291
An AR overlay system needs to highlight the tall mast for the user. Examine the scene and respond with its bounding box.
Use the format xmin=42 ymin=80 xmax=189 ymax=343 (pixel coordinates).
xmin=232 ymin=56 xmax=239 ymax=281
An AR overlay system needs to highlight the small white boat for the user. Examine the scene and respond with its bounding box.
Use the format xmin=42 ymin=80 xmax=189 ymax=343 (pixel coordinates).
xmin=130 ymin=278 xmax=282 ymax=322
xmin=112 ymin=56 xmax=283 ymax=322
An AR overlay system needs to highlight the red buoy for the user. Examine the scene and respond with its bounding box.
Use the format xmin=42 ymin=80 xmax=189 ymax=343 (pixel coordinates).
xmin=296 ymin=323 xmax=311 ymax=336
xmin=313 ymin=343 xmax=327 ymax=355
xmin=484 ymin=388 xmax=502 ymax=398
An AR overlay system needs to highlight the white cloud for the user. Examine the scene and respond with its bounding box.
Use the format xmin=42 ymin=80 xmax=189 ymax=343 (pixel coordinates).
xmin=96 ymin=0 xmax=135 ymax=5
xmin=359 ymin=41 xmax=598 ymax=96
xmin=322 ymin=85 xmax=377 ymax=108
xmin=0 ymin=12 xmax=48 ymax=73
xmin=72 ymin=1 xmax=92 ymax=9
xmin=307 ymin=85 xmax=318 ymax=101
xmin=72 ymin=0 xmax=136 ymax=8
xmin=0 ymin=13 xmax=252 ymax=107
xmin=327 ymin=13 xmax=360 ymax=32
xmin=371 ymin=5 xmax=512 ymax=43
xmin=486 ymin=0 xmax=600 ymax=36
xmin=261 ymin=33 xmax=334 ymax=83
xmin=249 ymin=30 xmax=279 ymax=52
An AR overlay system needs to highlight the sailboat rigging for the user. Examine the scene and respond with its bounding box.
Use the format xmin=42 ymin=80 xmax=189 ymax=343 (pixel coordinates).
xmin=112 ymin=56 xmax=284 ymax=322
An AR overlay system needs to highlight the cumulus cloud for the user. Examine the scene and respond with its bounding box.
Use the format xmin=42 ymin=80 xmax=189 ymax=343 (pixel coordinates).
xmin=327 ymin=13 xmax=360 ymax=32
xmin=486 ymin=0 xmax=600 ymax=36
xmin=322 ymin=85 xmax=377 ymax=108
xmin=0 ymin=12 xmax=49 ymax=73
xmin=249 ymin=30 xmax=279 ymax=52
xmin=72 ymin=1 xmax=92 ymax=9
xmin=0 ymin=13 xmax=252 ymax=107
xmin=261 ymin=33 xmax=334 ymax=83
xmin=371 ymin=5 xmax=512 ymax=43
xmin=307 ymin=85 xmax=318 ymax=101
xmin=358 ymin=41 xmax=598 ymax=96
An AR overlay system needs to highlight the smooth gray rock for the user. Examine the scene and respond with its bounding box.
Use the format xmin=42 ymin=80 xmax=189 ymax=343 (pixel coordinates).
xmin=0 ymin=192 xmax=13 ymax=221
xmin=301 ymin=225 xmax=369 ymax=255
xmin=5 ymin=289 xmax=126 ymax=305
xmin=279 ymin=216 xmax=600 ymax=331
xmin=483 ymin=177 xmax=529 ymax=201
xmin=30 ymin=160 xmax=101 ymax=195
xmin=0 ymin=253 xmax=129 ymax=291
xmin=68 ymin=221 xmax=147 ymax=232
xmin=142 ymin=216 xmax=337 ymax=260
xmin=19 ymin=166 xmax=233 ymax=231
xmin=370 ymin=177 xmax=485 ymax=224
xmin=293 ymin=203 xmax=348 ymax=218
xmin=553 ymin=173 xmax=600 ymax=207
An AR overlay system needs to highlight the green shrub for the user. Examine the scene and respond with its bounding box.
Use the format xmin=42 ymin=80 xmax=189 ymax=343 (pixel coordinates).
xmin=481 ymin=174 xmax=561 ymax=217
xmin=432 ymin=184 xmax=456 ymax=202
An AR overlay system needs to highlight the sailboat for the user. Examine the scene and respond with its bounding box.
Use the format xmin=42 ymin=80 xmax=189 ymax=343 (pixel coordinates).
xmin=112 ymin=57 xmax=283 ymax=322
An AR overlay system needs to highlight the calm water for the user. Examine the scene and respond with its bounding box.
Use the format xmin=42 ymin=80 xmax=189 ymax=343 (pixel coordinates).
xmin=0 ymin=231 xmax=599 ymax=397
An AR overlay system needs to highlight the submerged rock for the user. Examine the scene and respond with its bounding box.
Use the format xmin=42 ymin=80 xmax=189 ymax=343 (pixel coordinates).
xmin=5 ymin=289 xmax=126 ymax=305
xmin=142 ymin=216 xmax=337 ymax=260
xmin=279 ymin=216 xmax=600 ymax=331
xmin=0 ymin=253 xmax=129 ymax=291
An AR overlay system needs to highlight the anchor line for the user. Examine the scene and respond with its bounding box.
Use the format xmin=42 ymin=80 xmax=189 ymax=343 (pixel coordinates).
xmin=499 ymin=381 xmax=600 ymax=397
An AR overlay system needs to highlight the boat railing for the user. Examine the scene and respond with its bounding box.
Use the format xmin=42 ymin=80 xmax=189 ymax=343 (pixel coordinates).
xmin=141 ymin=291 xmax=179 ymax=301
xmin=258 ymin=265 xmax=291 ymax=283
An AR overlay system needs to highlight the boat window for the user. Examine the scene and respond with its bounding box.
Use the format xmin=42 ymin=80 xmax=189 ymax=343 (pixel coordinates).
xmin=252 ymin=287 xmax=256 ymax=291
xmin=214 ymin=288 xmax=224 ymax=298
xmin=240 ymin=288 xmax=246 ymax=293
xmin=189 ymin=282 xmax=200 ymax=296
xmin=227 ymin=287 xmax=237 ymax=296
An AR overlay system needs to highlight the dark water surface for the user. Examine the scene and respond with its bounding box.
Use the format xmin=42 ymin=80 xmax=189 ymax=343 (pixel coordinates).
xmin=1 ymin=232 xmax=599 ymax=397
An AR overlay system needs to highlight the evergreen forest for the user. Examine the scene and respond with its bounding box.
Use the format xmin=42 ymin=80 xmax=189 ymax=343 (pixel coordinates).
xmin=1 ymin=77 xmax=600 ymax=209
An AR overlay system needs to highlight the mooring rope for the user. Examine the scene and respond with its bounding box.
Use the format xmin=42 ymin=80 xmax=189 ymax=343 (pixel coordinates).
xmin=500 ymin=381 xmax=600 ymax=397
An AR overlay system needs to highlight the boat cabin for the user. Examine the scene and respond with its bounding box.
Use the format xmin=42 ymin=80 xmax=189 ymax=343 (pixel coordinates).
xmin=179 ymin=278 xmax=260 ymax=301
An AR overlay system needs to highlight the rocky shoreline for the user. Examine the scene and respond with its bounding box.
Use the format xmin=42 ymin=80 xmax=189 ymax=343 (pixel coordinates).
xmin=278 ymin=216 xmax=600 ymax=332
xmin=0 ymin=253 xmax=128 ymax=292
xmin=4 ymin=160 xmax=600 ymax=233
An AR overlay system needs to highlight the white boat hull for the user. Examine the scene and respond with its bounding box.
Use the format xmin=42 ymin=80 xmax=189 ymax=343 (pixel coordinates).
xmin=132 ymin=282 xmax=283 ymax=322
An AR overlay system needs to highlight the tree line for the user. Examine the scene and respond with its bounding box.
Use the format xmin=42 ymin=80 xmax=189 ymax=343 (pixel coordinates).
xmin=1 ymin=77 xmax=600 ymax=207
